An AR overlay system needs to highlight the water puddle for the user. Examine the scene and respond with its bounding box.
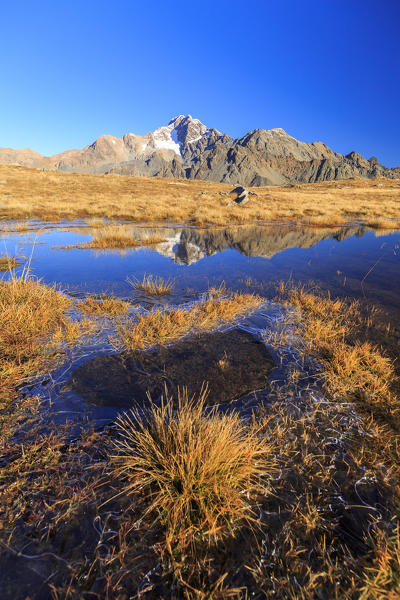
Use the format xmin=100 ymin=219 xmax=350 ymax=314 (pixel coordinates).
xmin=2 ymin=220 xmax=400 ymax=423
xmin=1 ymin=221 xmax=399 ymax=309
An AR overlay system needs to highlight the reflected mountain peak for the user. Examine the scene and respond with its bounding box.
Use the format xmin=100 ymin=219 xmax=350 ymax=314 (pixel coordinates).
xmin=125 ymin=223 xmax=369 ymax=265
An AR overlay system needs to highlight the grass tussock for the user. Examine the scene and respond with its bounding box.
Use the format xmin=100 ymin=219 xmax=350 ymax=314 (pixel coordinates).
xmin=117 ymin=287 xmax=261 ymax=351
xmin=0 ymin=270 xmax=71 ymax=401
xmin=78 ymin=295 xmax=130 ymax=316
xmin=112 ymin=388 xmax=273 ymax=551
xmin=271 ymin=281 xmax=399 ymax=424
xmin=0 ymin=255 xmax=20 ymax=271
xmin=59 ymin=224 xmax=165 ymax=250
xmin=127 ymin=273 xmax=174 ymax=295
xmin=1 ymin=164 xmax=400 ymax=228
xmin=359 ymin=525 xmax=400 ymax=599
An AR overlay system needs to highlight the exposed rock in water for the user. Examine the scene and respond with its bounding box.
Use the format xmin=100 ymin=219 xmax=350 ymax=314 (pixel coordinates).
xmin=66 ymin=329 xmax=275 ymax=408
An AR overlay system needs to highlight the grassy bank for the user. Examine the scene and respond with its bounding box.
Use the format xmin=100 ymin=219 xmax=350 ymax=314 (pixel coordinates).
xmin=0 ymin=164 xmax=400 ymax=227
xmin=0 ymin=272 xmax=72 ymax=404
xmin=117 ymin=287 xmax=262 ymax=351
xmin=270 ymin=281 xmax=400 ymax=428
xmin=1 ymin=278 xmax=400 ymax=598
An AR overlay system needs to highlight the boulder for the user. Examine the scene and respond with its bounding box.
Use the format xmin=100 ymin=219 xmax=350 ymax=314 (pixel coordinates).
xmin=228 ymin=186 xmax=250 ymax=206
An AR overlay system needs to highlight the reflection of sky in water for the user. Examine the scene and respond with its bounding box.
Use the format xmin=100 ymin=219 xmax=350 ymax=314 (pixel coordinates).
xmin=2 ymin=222 xmax=398 ymax=423
xmin=1 ymin=225 xmax=399 ymax=314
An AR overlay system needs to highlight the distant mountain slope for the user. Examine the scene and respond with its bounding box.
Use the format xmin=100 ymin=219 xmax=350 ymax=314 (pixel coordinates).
xmin=1 ymin=115 xmax=398 ymax=186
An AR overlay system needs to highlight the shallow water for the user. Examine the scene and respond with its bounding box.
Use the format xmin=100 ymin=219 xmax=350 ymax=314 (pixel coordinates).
xmin=1 ymin=221 xmax=399 ymax=311
xmin=2 ymin=220 xmax=399 ymax=422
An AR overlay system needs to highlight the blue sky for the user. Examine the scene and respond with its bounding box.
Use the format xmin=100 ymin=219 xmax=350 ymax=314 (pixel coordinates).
xmin=1 ymin=0 xmax=399 ymax=166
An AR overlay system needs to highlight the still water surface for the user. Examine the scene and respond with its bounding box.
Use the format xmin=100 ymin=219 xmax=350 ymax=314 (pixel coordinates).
xmin=2 ymin=221 xmax=399 ymax=314
xmin=2 ymin=221 xmax=399 ymax=425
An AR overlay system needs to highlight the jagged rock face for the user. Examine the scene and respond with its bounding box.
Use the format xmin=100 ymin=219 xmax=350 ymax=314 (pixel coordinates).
xmin=0 ymin=115 xmax=398 ymax=185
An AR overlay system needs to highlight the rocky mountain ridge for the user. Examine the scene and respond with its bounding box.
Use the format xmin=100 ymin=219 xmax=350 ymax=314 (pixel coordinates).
xmin=1 ymin=115 xmax=398 ymax=186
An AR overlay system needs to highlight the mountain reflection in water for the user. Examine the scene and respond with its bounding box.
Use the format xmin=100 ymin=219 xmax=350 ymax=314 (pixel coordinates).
xmin=2 ymin=221 xmax=399 ymax=320
xmin=104 ymin=223 xmax=369 ymax=265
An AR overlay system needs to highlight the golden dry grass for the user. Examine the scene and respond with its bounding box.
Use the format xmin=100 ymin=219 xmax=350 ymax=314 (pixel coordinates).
xmin=271 ymin=281 xmax=400 ymax=425
xmin=0 ymin=270 xmax=71 ymax=402
xmin=112 ymin=387 xmax=273 ymax=551
xmin=1 ymin=281 xmax=400 ymax=597
xmin=58 ymin=224 xmax=165 ymax=250
xmin=78 ymin=295 xmax=130 ymax=316
xmin=127 ymin=273 xmax=174 ymax=295
xmin=0 ymin=255 xmax=20 ymax=271
xmin=0 ymin=164 xmax=399 ymax=227
xmin=1 ymin=271 xmax=400 ymax=597
xmin=117 ymin=287 xmax=261 ymax=351
xmin=359 ymin=525 xmax=400 ymax=599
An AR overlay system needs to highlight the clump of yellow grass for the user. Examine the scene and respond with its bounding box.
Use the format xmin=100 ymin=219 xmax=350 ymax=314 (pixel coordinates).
xmin=0 ymin=255 xmax=20 ymax=272
xmin=111 ymin=387 xmax=273 ymax=550
xmin=78 ymin=295 xmax=130 ymax=315
xmin=60 ymin=225 xmax=165 ymax=250
xmin=359 ymin=525 xmax=400 ymax=599
xmin=271 ymin=282 xmax=397 ymax=417
xmin=126 ymin=274 xmax=174 ymax=296
xmin=117 ymin=287 xmax=261 ymax=351
xmin=0 ymin=268 xmax=71 ymax=401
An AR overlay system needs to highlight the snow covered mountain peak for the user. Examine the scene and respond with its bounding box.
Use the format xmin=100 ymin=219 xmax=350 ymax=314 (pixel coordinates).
xmin=151 ymin=115 xmax=212 ymax=155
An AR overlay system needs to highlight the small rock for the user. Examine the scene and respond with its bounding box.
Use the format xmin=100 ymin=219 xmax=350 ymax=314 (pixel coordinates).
xmin=0 ymin=180 xmax=7 ymax=184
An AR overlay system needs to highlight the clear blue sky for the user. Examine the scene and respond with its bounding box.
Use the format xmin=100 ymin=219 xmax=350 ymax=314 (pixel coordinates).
xmin=1 ymin=0 xmax=399 ymax=166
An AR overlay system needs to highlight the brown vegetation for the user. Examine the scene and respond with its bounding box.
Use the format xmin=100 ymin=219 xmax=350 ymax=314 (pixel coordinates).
xmin=117 ymin=287 xmax=261 ymax=351
xmin=112 ymin=388 xmax=274 ymax=552
xmin=0 ymin=255 xmax=20 ymax=272
xmin=0 ymin=164 xmax=399 ymax=227
xmin=78 ymin=295 xmax=131 ymax=316
xmin=1 ymin=277 xmax=400 ymax=598
xmin=0 ymin=271 xmax=106 ymax=405
xmin=127 ymin=273 xmax=174 ymax=295
xmin=270 ymin=281 xmax=400 ymax=427
xmin=57 ymin=224 xmax=165 ymax=250
xmin=2 ymin=365 xmax=399 ymax=598
xmin=0 ymin=271 xmax=71 ymax=403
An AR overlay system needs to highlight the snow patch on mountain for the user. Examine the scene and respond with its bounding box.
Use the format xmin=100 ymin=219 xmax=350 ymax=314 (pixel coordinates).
xmin=154 ymin=137 xmax=181 ymax=154
xmin=150 ymin=115 xmax=215 ymax=156
xmin=152 ymin=124 xmax=182 ymax=155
